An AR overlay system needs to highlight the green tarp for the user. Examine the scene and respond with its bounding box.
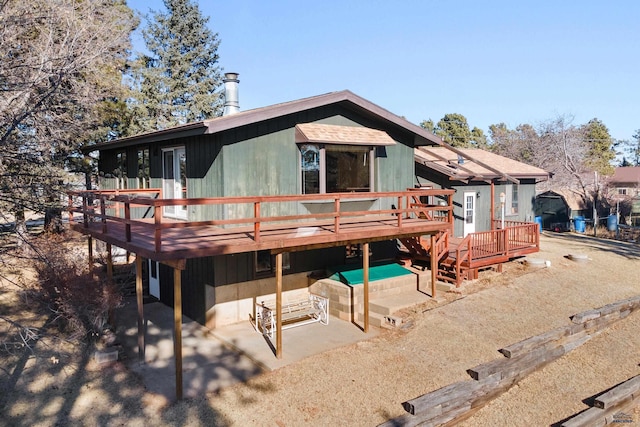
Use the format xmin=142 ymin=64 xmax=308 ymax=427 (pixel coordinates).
xmin=329 ymin=262 xmax=413 ymax=286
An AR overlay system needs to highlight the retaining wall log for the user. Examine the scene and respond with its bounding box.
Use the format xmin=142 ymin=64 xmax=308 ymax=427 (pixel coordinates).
xmin=593 ymin=375 xmax=640 ymax=409
xmin=570 ymin=295 xmax=640 ymax=324
xmin=561 ymin=375 xmax=640 ymax=426
xmin=381 ymin=295 xmax=640 ymax=427
xmin=468 ymin=345 xmax=566 ymax=381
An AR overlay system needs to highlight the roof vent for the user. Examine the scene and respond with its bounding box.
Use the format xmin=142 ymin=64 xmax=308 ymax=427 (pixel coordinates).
xmin=457 ymin=154 xmax=465 ymax=165
xmin=222 ymin=72 xmax=240 ymax=116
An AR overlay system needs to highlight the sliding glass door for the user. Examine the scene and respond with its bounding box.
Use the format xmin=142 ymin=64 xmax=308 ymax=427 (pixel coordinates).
xmin=162 ymin=147 xmax=187 ymax=219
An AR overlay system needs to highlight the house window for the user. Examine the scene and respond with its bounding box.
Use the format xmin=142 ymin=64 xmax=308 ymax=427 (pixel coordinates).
xmin=300 ymin=144 xmax=320 ymax=194
xmin=345 ymin=243 xmax=361 ymax=260
xmin=255 ymin=250 xmax=290 ymax=274
xmin=505 ymin=184 xmax=519 ymax=215
xmin=465 ymin=195 xmax=474 ymax=224
xmin=300 ymin=144 xmax=373 ymax=194
xmin=114 ymin=150 xmax=127 ymax=189
xmin=137 ymin=148 xmax=150 ymax=189
xmin=618 ymin=188 xmax=627 ymax=196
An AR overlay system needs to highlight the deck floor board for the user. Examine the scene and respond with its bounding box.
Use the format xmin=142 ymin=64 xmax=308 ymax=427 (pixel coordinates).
xmin=72 ymin=216 xmax=449 ymax=261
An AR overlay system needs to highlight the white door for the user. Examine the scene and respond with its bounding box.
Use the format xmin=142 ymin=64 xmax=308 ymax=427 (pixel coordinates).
xmin=148 ymin=260 xmax=160 ymax=299
xmin=162 ymin=147 xmax=187 ymax=219
xmin=463 ymin=192 xmax=476 ymax=237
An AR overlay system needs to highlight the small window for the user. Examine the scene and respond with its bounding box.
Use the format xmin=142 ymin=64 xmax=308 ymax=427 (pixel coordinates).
xmin=511 ymin=184 xmax=519 ymax=214
xmin=150 ymin=261 xmax=157 ymax=279
xmin=137 ymin=148 xmax=150 ymax=189
xmin=114 ymin=150 xmax=128 ymax=189
xmin=618 ymin=188 xmax=627 ymax=196
xmin=345 ymin=243 xmax=361 ymax=260
xmin=505 ymin=184 xmax=518 ymax=216
xmin=255 ymin=250 xmax=290 ymax=274
xmin=465 ymin=194 xmax=474 ymax=224
xmin=300 ymin=144 xmax=320 ymax=194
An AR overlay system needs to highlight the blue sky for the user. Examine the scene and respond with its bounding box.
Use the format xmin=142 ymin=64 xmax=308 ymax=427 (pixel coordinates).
xmin=127 ymin=0 xmax=639 ymax=142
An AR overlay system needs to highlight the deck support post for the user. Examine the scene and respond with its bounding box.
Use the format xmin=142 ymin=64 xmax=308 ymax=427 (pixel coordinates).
xmin=430 ymin=234 xmax=437 ymax=298
xmin=135 ymin=256 xmax=145 ymax=361
xmin=363 ymin=242 xmax=370 ymax=333
xmin=173 ymin=267 xmax=183 ymax=400
xmin=105 ymin=243 xmax=114 ymax=325
xmin=490 ymin=181 xmax=495 ymax=229
xmin=275 ymin=253 xmax=283 ymax=359
xmin=87 ymin=236 xmax=93 ymax=272
xmin=106 ymin=243 xmax=113 ymax=284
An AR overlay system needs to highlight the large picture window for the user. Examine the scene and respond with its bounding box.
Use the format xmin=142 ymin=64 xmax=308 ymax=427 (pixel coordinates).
xmin=300 ymin=144 xmax=373 ymax=194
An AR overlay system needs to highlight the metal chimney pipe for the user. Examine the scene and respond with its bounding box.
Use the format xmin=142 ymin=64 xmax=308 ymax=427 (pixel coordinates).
xmin=222 ymin=72 xmax=240 ymax=116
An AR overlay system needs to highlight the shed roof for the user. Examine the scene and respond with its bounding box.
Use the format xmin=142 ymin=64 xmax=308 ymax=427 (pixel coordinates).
xmin=415 ymin=147 xmax=550 ymax=183
xmin=82 ymin=90 xmax=442 ymax=153
xmin=536 ymin=189 xmax=587 ymax=211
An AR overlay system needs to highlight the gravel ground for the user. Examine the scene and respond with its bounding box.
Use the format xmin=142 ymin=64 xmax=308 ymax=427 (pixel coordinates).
xmin=1 ymin=232 xmax=639 ymax=426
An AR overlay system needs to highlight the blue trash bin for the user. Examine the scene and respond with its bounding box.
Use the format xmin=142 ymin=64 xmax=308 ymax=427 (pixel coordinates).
xmin=607 ymin=214 xmax=618 ymax=232
xmin=573 ymin=216 xmax=585 ymax=233
xmin=534 ymin=216 xmax=543 ymax=232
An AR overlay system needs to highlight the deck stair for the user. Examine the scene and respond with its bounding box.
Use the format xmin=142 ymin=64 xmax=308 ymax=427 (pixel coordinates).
xmin=400 ymin=223 xmax=540 ymax=287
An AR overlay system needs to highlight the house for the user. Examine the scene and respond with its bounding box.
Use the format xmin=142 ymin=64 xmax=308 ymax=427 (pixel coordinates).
xmin=79 ymin=77 xmax=459 ymax=332
xmin=607 ymin=167 xmax=640 ymax=198
xmin=74 ymin=76 xmax=544 ymax=328
xmin=605 ymin=167 xmax=640 ymax=226
xmin=414 ymin=147 xmax=550 ymax=236
xmin=69 ymin=77 xmax=542 ymax=399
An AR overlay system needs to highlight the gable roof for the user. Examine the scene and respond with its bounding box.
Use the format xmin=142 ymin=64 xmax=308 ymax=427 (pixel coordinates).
xmin=415 ymin=147 xmax=550 ymax=183
xmin=83 ymin=90 xmax=443 ymax=153
xmin=609 ymin=167 xmax=640 ymax=185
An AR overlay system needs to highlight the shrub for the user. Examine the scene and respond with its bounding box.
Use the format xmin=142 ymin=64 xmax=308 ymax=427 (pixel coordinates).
xmin=30 ymin=234 xmax=122 ymax=342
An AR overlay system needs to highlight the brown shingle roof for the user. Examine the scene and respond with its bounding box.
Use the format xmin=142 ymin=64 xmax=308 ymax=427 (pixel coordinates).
xmin=294 ymin=123 xmax=396 ymax=146
xmin=609 ymin=167 xmax=640 ymax=185
xmin=415 ymin=147 xmax=550 ymax=182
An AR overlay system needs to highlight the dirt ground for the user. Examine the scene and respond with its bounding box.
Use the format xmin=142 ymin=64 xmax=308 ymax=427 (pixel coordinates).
xmin=1 ymin=232 xmax=639 ymax=426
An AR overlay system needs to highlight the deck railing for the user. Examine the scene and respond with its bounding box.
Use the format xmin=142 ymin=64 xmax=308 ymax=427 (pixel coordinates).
xmin=68 ymin=188 xmax=455 ymax=253
xmin=455 ymin=222 xmax=540 ymax=276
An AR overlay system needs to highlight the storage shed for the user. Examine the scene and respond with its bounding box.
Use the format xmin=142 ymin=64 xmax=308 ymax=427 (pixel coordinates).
xmin=534 ymin=190 xmax=577 ymax=231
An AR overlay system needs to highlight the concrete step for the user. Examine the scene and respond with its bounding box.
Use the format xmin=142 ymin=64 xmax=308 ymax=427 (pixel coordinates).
xmin=369 ymin=291 xmax=435 ymax=317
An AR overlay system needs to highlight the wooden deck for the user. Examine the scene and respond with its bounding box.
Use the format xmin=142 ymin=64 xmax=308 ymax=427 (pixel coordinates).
xmin=68 ymin=189 xmax=455 ymax=262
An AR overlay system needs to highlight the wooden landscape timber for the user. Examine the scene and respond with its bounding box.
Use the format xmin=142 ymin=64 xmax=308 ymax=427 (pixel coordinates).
xmin=560 ymin=375 xmax=640 ymax=427
xmin=379 ymin=295 xmax=640 ymax=427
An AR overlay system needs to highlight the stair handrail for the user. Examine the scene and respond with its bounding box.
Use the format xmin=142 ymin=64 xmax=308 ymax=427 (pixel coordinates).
xmin=435 ymin=230 xmax=449 ymax=261
xmin=454 ymin=233 xmax=472 ymax=285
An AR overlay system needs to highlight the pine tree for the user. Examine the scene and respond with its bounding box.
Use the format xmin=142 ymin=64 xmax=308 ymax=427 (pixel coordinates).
xmin=582 ymin=118 xmax=615 ymax=175
xmin=435 ymin=113 xmax=472 ymax=148
xmin=130 ymin=0 xmax=223 ymax=133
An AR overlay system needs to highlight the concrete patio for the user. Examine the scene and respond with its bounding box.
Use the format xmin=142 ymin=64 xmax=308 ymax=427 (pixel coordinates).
xmin=114 ymin=297 xmax=379 ymax=400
